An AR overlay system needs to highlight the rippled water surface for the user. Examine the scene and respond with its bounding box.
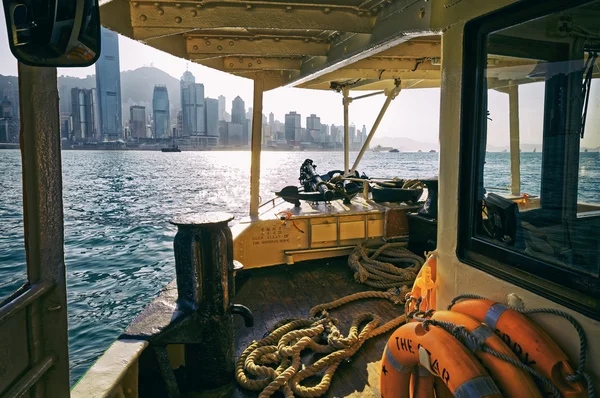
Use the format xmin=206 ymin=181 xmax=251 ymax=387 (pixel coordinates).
xmin=1 ymin=150 xmax=440 ymax=383
xmin=1 ymin=149 xmax=598 ymax=383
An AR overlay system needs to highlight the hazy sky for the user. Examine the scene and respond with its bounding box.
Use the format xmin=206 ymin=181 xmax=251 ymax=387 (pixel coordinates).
xmin=1 ymin=8 xmax=598 ymax=149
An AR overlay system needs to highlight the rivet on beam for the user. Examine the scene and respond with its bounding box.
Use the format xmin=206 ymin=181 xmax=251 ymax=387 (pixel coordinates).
xmin=175 ymin=16 xmax=182 ymax=23
xmin=156 ymin=8 xmax=164 ymax=15
xmin=304 ymin=38 xmax=309 ymax=43
xmin=358 ymin=11 xmax=364 ymax=16
xmin=217 ymin=45 xmax=223 ymax=51
xmin=274 ymin=38 xmax=280 ymax=42
xmin=286 ymin=6 xmax=292 ymax=11
xmin=229 ymin=62 xmax=234 ymax=67
xmin=153 ymin=2 xmax=160 ymax=7
xmin=132 ymin=1 xmax=139 ymax=7
xmin=229 ymin=41 xmax=234 ymax=46
xmin=324 ymin=7 xmax=330 ymax=13
xmin=196 ymin=4 xmax=203 ymax=8
xmin=190 ymin=9 xmax=197 ymax=16
xmin=257 ymin=59 xmax=262 ymax=64
xmin=246 ymin=4 xmax=252 ymax=10
xmin=193 ymin=45 xmax=198 ymax=50
xmin=140 ymin=14 xmax=147 ymax=21
xmin=248 ymin=63 xmax=252 ymax=67
xmin=239 ymin=58 xmax=243 ymax=63
xmin=175 ymin=3 xmax=181 ymax=8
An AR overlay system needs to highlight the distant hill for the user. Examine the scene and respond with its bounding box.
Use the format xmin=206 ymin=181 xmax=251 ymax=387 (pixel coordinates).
xmin=2 ymin=67 xmax=181 ymax=122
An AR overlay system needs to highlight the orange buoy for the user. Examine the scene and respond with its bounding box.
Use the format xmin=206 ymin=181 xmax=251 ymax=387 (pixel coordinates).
xmin=381 ymin=322 xmax=502 ymax=398
xmin=450 ymin=299 xmax=587 ymax=397
xmin=410 ymin=366 xmax=435 ymax=398
xmin=430 ymin=310 xmax=542 ymax=397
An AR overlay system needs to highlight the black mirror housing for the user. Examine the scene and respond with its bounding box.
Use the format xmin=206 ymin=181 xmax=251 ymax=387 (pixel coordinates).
xmin=3 ymin=0 xmax=101 ymax=67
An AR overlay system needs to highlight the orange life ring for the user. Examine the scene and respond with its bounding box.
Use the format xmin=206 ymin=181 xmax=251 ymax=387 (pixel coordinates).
xmin=380 ymin=322 xmax=502 ymax=398
xmin=450 ymin=299 xmax=587 ymax=397
xmin=430 ymin=310 xmax=542 ymax=397
xmin=410 ymin=366 xmax=435 ymax=398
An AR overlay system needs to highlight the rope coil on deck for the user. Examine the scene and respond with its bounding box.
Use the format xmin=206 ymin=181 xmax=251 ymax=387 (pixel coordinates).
xmin=235 ymin=288 xmax=412 ymax=397
xmin=348 ymin=242 xmax=424 ymax=289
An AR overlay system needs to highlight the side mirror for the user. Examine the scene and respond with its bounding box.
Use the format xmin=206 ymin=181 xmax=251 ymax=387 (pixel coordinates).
xmin=3 ymin=0 xmax=101 ymax=67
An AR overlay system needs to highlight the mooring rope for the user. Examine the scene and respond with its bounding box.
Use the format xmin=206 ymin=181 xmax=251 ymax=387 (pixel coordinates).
xmin=235 ymin=288 xmax=413 ymax=397
xmin=348 ymin=241 xmax=424 ymax=289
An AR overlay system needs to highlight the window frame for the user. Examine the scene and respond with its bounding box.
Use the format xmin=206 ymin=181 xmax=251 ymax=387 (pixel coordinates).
xmin=457 ymin=0 xmax=600 ymax=320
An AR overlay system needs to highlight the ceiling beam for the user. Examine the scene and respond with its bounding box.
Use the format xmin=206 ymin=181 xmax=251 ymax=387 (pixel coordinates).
xmin=304 ymin=68 xmax=440 ymax=84
xmin=300 ymin=78 xmax=440 ymax=91
xmin=373 ymin=40 xmax=441 ymax=58
xmin=195 ymin=57 xmax=302 ymax=71
xmin=130 ymin=3 xmax=374 ymax=40
xmin=286 ymin=0 xmax=438 ymax=88
xmin=186 ymin=37 xmax=329 ymax=57
xmin=348 ymin=58 xmax=440 ymax=70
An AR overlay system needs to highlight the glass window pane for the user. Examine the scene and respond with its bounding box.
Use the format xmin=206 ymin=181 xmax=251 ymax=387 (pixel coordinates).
xmin=478 ymin=1 xmax=600 ymax=278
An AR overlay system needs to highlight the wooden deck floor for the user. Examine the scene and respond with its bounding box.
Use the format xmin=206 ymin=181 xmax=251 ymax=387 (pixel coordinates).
xmin=231 ymin=257 xmax=404 ymax=397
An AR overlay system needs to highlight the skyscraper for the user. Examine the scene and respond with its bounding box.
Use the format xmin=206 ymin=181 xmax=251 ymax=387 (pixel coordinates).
xmin=95 ymin=28 xmax=122 ymax=141
xmin=180 ymin=71 xmax=206 ymax=136
xmin=218 ymin=95 xmax=226 ymax=121
xmin=231 ymin=96 xmax=247 ymax=144
xmin=71 ymin=88 xmax=96 ymax=142
xmin=129 ymin=105 xmax=146 ymax=139
xmin=153 ymin=85 xmax=170 ymax=138
xmin=205 ymin=97 xmax=219 ymax=146
xmin=285 ymin=111 xmax=301 ymax=144
xmin=306 ymin=114 xmax=321 ymax=142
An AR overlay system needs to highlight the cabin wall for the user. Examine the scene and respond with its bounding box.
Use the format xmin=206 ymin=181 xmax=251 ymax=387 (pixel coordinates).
xmin=436 ymin=3 xmax=600 ymax=388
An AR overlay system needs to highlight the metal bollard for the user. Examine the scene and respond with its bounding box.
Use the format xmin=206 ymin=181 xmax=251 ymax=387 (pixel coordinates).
xmin=170 ymin=212 xmax=253 ymax=391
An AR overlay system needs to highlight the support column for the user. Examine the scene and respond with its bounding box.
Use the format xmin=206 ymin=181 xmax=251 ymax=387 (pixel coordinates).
xmin=342 ymin=88 xmax=351 ymax=174
xmin=249 ymin=78 xmax=264 ymax=217
xmin=18 ymin=63 xmax=70 ymax=397
xmin=349 ymin=82 xmax=401 ymax=176
xmin=508 ymin=82 xmax=521 ymax=196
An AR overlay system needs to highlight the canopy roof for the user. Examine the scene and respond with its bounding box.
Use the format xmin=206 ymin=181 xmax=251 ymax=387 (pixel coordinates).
xmin=99 ymin=0 xmax=442 ymax=91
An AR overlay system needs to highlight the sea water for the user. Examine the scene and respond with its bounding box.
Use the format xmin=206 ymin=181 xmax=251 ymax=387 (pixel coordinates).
xmin=0 ymin=150 xmax=598 ymax=383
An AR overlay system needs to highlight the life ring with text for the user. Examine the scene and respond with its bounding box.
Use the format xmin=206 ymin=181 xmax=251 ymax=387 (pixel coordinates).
xmin=380 ymin=322 xmax=502 ymax=398
xmin=450 ymin=299 xmax=586 ymax=397
xmin=430 ymin=310 xmax=541 ymax=397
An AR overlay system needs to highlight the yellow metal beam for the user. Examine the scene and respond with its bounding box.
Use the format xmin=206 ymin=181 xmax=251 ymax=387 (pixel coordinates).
xmin=187 ymin=36 xmax=329 ymax=57
xmin=222 ymin=57 xmax=302 ymax=71
xmin=350 ymin=58 xmax=439 ymax=70
xmin=307 ymin=67 xmax=440 ymax=82
xmin=374 ymin=40 xmax=441 ymax=58
xmin=130 ymin=3 xmax=374 ymax=40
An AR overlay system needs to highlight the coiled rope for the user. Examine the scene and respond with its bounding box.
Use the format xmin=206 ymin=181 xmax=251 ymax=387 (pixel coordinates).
xmin=235 ymin=288 xmax=413 ymax=397
xmin=447 ymin=294 xmax=595 ymax=398
xmin=348 ymin=241 xmax=424 ymax=289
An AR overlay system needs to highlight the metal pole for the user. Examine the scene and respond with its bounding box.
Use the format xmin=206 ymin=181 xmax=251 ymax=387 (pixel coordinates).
xmin=508 ymin=82 xmax=521 ymax=196
xmin=348 ymin=83 xmax=401 ymax=176
xmin=249 ymin=78 xmax=264 ymax=217
xmin=17 ymin=63 xmax=70 ymax=397
xmin=342 ymin=88 xmax=351 ymax=174
xmin=352 ymin=90 xmax=385 ymax=101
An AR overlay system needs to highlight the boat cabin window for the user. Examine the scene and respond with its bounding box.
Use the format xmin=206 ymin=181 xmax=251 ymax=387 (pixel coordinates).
xmin=459 ymin=0 xmax=600 ymax=317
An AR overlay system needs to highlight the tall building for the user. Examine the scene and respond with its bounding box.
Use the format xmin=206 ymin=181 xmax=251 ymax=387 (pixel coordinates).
xmin=218 ymin=95 xmax=226 ymax=121
xmin=95 ymin=27 xmax=122 ymax=141
xmin=269 ymin=112 xmax=275 ymax=129
xmin=71 ymin=88 xmax=96 ymax=141
xmin=231 ymin=96 xmax=247 ymax=145
xmin=0 ymin=96 xmax=18 ymax=143
xmin=180 ymin=71 xmax=206 ymax=136
xmin=306 ymin=114 xmax=321 ymax=142
xmin=205 ymin=97 xmax=219 ymax=146
xmin=152 ymin=85 xmax=170 ymax=138
xmin=285 ymin=111 xmax=301 ymax=144
xmin=129 ymin=105 xmax=146 ymax=139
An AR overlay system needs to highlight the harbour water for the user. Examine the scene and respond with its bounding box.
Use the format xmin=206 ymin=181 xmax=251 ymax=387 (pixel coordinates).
xmin=0 ymin=149 xmax=598 ymax=383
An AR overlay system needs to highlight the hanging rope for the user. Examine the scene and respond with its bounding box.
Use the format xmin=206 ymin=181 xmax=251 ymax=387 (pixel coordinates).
xmin=235 ymin=288 xmax=411 ymax=397
xmin=348 ymin=241 xmax=424 ymax=289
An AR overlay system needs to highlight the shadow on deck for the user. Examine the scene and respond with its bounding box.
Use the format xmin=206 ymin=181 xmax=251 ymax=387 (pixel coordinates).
xmin=232 ymin=257 xmax=404 ymax=397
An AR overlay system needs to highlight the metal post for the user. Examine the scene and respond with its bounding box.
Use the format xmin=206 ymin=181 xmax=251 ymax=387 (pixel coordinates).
xmin=349 ymin=82 xmax=401 ymax=176
xmin=17 ymin=63 xmax=70 ymax=397
xmin=508 ymin=82 xmax=521 ymax=196
xmin=249 ymin=78 xmax=264 ymax=217
xmin=342 ymin=88 xmax=351 ymax=174
xmin=170 ymin=212 xmax=252 ymax=390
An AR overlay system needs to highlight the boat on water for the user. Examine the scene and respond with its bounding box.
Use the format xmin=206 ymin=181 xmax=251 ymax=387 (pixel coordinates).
xmin=389 ymin=148 xmax=400 ymax=153
xmin=160 ymin=145 xmax=181 ymax=153
xmin=373 ymin=144 xmax=393 ymax=152
xmin=1 ymin=0 xmax=599 ymax=397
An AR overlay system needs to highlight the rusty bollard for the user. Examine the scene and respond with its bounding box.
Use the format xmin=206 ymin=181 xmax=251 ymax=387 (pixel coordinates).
xmin=170 ymin=212 xmax=253 ymax=392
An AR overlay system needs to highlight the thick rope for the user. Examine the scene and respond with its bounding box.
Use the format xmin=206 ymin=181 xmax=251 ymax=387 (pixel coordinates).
xmin=348 ymin=242 xmax=424 ymax=289
xmin=235 ymin=288 xmax=411 ymax=397
xmin=446 ymin=294 xmax=595 ymax=398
